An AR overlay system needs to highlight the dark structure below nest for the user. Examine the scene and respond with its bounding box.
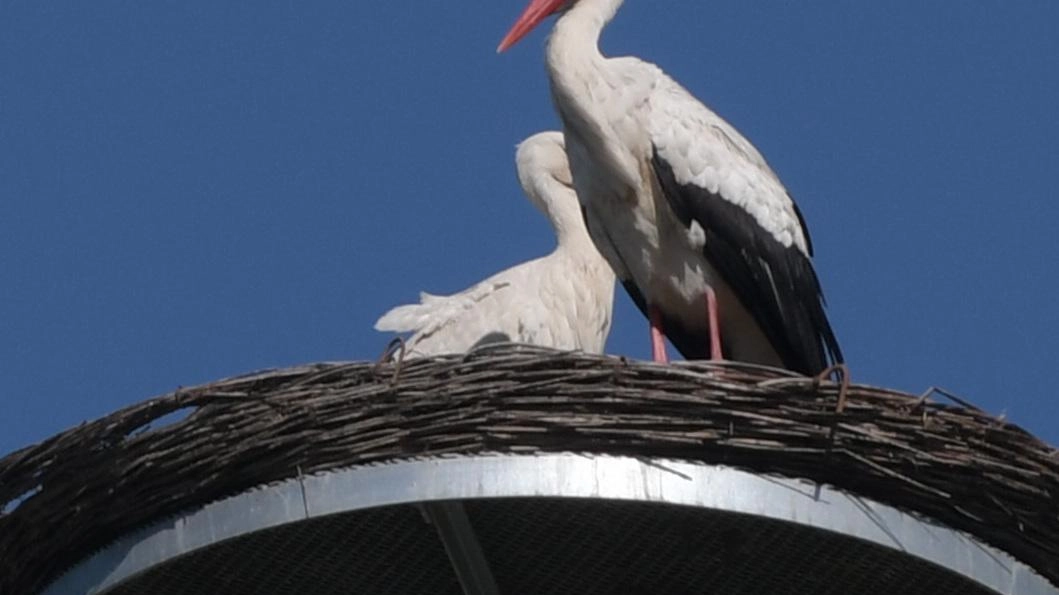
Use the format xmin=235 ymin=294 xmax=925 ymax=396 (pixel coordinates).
xmin=0 ymin=345 xmax=1056 ymax=594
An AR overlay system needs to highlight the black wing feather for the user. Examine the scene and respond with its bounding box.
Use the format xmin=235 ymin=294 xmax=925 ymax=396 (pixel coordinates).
xmin=651 ymin=146 xmax=843 ymax=375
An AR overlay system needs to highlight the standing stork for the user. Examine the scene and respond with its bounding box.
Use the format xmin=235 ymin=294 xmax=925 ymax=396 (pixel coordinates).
xmin=498 ymin=0 xmax=843 ymax=374
xmin=375 ymin=131 xmax=615 ymax=357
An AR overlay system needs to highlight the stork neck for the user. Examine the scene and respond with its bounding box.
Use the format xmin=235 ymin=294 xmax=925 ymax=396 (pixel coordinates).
xmin=553 ymin=206 xmax=597 ymax=255
xmin=547 ymin=0 xmax=621 ymax=68
xmin=544 ymin=0 xmax=643 ymax=194
xmin=537 ymin=184 xmax=597 ymax=255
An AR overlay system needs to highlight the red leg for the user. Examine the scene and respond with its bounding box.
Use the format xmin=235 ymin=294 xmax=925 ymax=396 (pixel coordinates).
xmin=648 ymin=305 xmax=668 ymax=363
xmin=706 ymin=286 xmax=724 ymax=361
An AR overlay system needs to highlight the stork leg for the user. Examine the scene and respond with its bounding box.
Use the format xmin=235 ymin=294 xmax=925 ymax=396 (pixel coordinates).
xmin=706 ymin=286 xmax=724 ymax=361
xmin=648 ymin=305 xmax=668 ymax=363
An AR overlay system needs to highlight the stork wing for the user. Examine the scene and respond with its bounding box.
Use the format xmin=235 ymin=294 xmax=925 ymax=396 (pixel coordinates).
xmin=374 ymin=279 xmax=517 ymax=354
xmin=647 ymin=78 xmax=842 ymax=374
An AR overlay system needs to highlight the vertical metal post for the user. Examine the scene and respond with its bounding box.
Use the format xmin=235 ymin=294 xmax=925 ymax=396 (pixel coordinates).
xmin=420 ymin=501 xmax=501 ymax=595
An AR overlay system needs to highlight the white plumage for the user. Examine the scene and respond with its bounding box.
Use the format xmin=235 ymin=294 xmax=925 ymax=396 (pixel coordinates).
xmin=375 ymin=131 xmax=615 ymax=358
xmin=499 ymin=0 xmax=842 ymax=375
xmin=647 ymin=75 xmax=809 ymax=253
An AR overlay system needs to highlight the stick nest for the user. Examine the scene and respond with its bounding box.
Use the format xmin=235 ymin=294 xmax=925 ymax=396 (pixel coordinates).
xmin=1 ymin=345 xmax=1057 ymax=594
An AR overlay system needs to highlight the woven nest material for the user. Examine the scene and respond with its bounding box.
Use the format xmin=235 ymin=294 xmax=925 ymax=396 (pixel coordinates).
xmin=1 ymin=345 xmax=1057 ymax=595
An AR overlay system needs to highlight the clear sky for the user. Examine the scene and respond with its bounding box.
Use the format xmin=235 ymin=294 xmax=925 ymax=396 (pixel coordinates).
xmin=2 ymin=2 xmax=1057 ymax=456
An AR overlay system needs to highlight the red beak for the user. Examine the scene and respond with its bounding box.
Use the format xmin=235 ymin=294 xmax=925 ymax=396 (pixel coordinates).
xmin=497 ymin=0 xmax=567 ymax=52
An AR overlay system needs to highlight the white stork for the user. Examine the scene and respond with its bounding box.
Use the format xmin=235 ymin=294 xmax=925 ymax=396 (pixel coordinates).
xmin=498 ymin=0 xmax=843 ymax=374
xmin=375 ymin=131 xmax=615 ymax=357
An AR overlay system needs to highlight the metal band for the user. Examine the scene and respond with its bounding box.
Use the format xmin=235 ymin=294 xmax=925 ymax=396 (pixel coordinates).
xmin=44 ymin=454 xmax=1055 ymax=595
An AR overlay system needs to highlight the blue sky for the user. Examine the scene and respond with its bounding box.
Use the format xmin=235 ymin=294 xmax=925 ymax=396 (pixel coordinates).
xmin=2 ymin=2 xmax=1057 ymax=456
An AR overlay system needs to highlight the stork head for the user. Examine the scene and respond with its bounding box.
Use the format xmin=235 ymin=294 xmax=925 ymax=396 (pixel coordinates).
xmin=497 ymin=0 xmax=573 ymax=52
xmin=515 ymin=131 xmax=578 ymax=225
